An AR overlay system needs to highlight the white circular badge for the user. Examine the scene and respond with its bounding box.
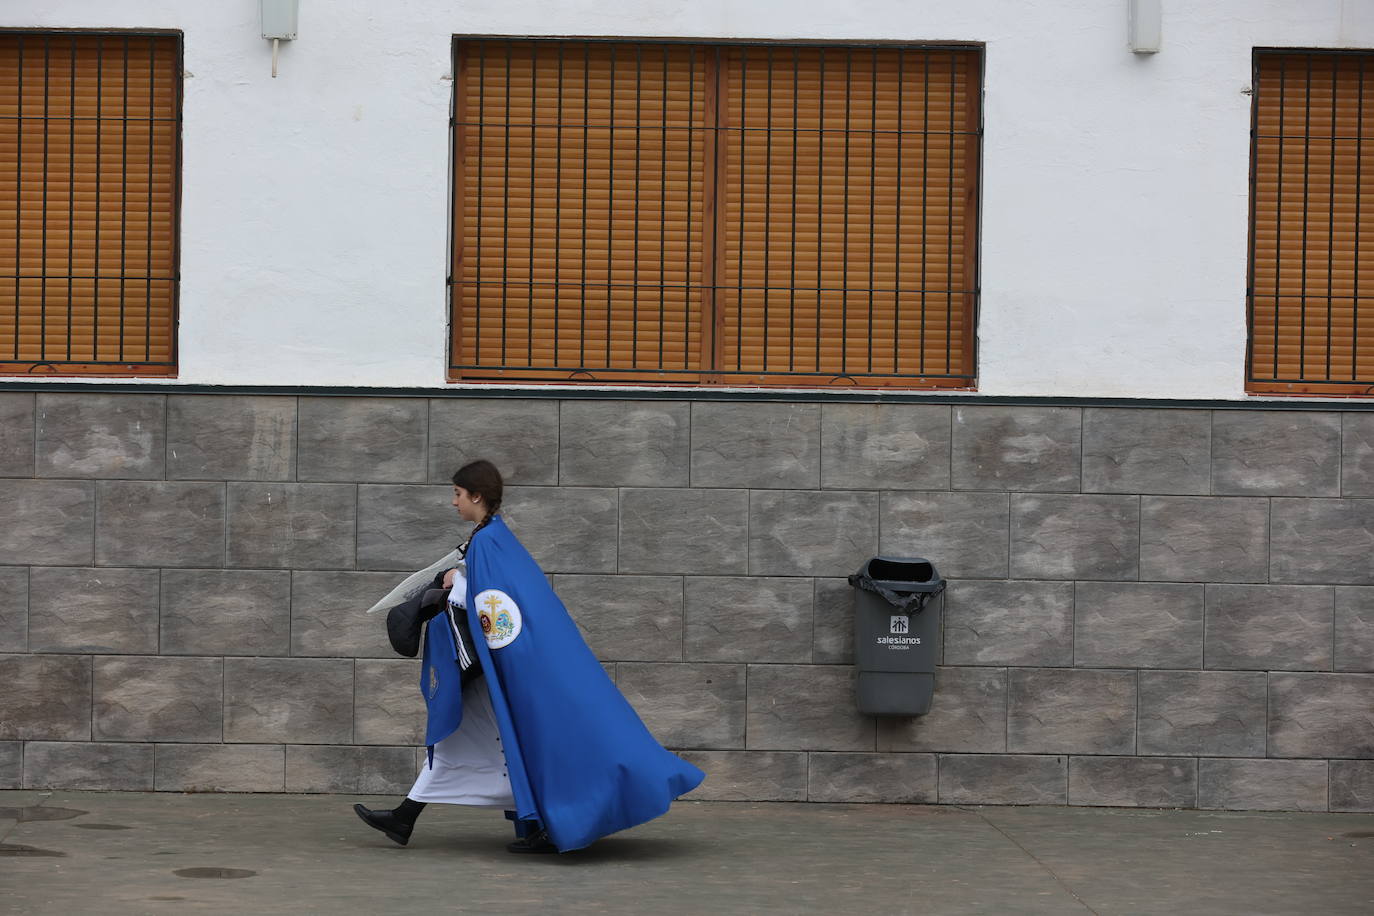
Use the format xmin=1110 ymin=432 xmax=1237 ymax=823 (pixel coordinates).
xmin=474 ymin=588 xmax=522 ymax=649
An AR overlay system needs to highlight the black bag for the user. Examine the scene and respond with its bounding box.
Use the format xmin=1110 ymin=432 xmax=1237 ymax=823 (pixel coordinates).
xmin=386 ymin=588 xmax=437 ymax=657
xmin=847 ymin=558 xmax=946 ymax=615
xmin=386 ymin=588 xmax=481 ymax=684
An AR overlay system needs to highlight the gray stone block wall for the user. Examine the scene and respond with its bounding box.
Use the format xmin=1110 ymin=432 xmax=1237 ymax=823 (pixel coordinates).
xmin=1 ymin=392 xmax=1371 ymax=812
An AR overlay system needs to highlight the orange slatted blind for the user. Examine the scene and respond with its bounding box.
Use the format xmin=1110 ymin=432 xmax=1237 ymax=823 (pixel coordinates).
xmin=451 ymin=40 xmax=981 ymax=388
xmin=1249 ymin=51 xmax=1374 ymax=395
xmin=453 ymin=41 xmax=708 ymax=383
xmin=0 ymin=32 xmax=180 ymax=377
xmin=720 ymin=47 xmax=978 ymax=384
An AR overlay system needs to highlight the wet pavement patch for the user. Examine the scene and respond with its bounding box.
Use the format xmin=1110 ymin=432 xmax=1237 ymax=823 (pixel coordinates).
xmin=174 ymin=867 xmax=257 ymax=879
xmin=0 ymin=843 xmax=66 ymax=857
xmin=0 ymin=806 xmax=88 ymax=823
xmin=74 ymin=823 xmax=133 ymax=830
xmin=1341 ymin=831 xmax=1373 ymax=839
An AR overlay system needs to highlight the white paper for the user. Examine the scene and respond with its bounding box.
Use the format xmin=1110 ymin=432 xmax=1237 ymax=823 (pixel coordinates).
xmin=365 ymin=549 xmax=464 ymax=615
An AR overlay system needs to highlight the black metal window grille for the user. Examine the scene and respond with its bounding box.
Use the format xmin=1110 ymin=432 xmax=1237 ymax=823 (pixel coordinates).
xmin=449 ymin=39 xmax=983 ymax=388
xmin=0 ymin=31 xmax=181 ymax=376
xmin=1248 ymin=49 xmax=1374 ymax=395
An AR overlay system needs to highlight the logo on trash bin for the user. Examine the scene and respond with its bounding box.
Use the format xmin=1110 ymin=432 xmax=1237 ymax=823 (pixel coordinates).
xmin=890 ymin=615 xmax=910 ymax=635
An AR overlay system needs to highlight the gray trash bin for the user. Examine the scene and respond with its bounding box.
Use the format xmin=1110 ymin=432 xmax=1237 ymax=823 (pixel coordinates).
xmin=848 ymin=557 xmax=945 ymax=715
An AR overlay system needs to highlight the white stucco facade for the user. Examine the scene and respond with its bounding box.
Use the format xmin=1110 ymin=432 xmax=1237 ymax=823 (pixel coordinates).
xmin=4 ymin=0 xmax=1373 ymax=398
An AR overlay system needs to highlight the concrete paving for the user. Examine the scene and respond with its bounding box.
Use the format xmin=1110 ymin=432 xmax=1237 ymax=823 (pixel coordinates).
xmin=1 ymin=790 xmax=1371 ymax=914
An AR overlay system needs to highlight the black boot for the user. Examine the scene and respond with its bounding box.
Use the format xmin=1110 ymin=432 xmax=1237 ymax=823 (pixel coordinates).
xmin=354 ymin=803 xmax=420 ymax=847
xmin=506 ymin=827 xmax=557 ymax=854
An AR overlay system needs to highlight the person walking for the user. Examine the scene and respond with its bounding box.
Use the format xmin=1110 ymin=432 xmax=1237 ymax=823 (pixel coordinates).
xmin=355 ymin=459 xmax=704 ymax=853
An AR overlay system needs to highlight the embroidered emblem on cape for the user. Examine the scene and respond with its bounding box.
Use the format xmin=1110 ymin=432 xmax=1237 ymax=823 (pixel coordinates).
xmin=475 ymin=589 xmax=522 ymax=649
xmin=427 ymin=663 xmax=439 ymax=699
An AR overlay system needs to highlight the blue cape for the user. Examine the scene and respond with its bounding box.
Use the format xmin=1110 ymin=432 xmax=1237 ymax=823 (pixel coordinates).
xmin=420 ymin=608 xmax=465 ymax=761
xmin=424 ymin=515 xmax=704 ymax=852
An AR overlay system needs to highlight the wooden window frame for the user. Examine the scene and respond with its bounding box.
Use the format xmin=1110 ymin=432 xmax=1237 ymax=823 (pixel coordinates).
xmin=447 ymin=37 xmax=983 ymax=390
xmin=1247 ymin=48 xmax=1374 ymax=397
xmin=0 ymin=28 xmax=182 ymax=378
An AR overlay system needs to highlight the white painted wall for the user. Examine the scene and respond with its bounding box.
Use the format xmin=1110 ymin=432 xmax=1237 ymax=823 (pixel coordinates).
xmin=4 ymin=0 xmax=1373 ymax=398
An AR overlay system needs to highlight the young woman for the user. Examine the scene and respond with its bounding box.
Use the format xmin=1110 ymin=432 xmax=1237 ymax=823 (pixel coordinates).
xmin=355 ymin=459 xmax=704 ymax=853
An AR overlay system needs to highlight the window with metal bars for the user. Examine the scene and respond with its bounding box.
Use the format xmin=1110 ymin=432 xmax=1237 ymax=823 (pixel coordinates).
xmin=449 ymin=39 xmax=982 ymax=388
xmin=1248 ymin=49 xmax=1374 ymax=396
xmin=0 ymin=31 xmax=181 ymax=377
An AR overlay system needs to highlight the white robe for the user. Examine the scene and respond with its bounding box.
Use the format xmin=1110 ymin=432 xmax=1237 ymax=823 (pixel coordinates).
xmin=406 ymin=582 xmax=515 ymax=808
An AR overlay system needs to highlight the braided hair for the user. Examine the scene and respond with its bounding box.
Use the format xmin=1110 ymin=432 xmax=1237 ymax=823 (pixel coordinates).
xmin=454 ymin=459 xmax=503 ymax=558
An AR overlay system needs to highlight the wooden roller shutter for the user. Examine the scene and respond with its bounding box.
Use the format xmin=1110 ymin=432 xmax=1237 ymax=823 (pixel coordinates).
xmin=450 ymin=39 xmax=982 ymax=389
xmin=1249 ymin=50 xmax=1374 ymax=396
xmin=719 ymin=46 xmax=979 ymax=387
xmin=452 ymin=40 xmax=708 ymax=383
xmin=0 ymin=32 xmax=180 ymax=377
